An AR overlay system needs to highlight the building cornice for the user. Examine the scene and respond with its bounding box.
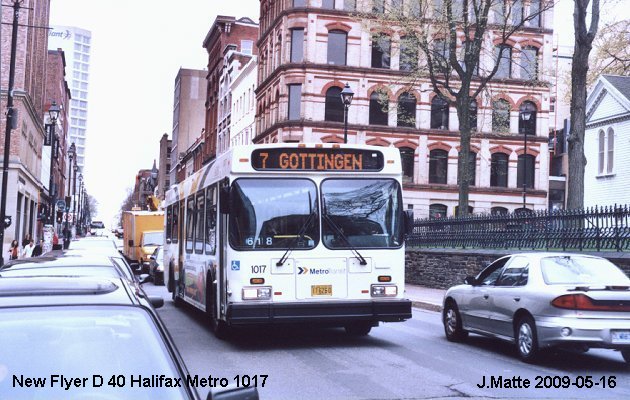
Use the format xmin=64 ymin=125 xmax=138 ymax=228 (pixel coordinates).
xmin=586 ymin=114 xmax=630 ymax=130
xmin=402 ymin=183 xmax=547 ymax=198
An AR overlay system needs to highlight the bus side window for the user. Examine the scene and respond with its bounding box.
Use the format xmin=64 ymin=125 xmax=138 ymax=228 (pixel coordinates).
xmin=195 ymin=192 xmax=205 ymax=254
xmin=205 ymin=185 xmax=217 ymax=255
xmin=186 ymin=196 xmax=195 ymax=253
xmin=172 ymin=203 xmax=179 ymax=244
xmin=166 ymin=206 xmax=172 ymax=243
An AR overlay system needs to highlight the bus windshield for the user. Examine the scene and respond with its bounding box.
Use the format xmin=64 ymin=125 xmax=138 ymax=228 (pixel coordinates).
xmin=322 ymin=179 xmax=403 ymax=249
xmin=230 ymin=178 xmax=319 ymax=250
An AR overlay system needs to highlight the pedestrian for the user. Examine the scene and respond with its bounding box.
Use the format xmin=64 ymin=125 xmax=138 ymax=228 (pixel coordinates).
xmin=21 ymin=239 xmax=35 ymax=258
xmin=32 ymin=239 xmax=43 ymax=257
xmin=62 ymin=227 xmax=71 ymax=249
xmin=21 ymin=233 xmax=31 ymax=248
xmin=7 ymin=240 xmax=19 ymax=260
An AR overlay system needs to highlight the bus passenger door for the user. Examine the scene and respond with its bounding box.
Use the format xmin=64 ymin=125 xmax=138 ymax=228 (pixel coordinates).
xmin=177 ymin=200 xmax=185 ymax=294
xmin=218 ymin=179 xmax=230 ymax=319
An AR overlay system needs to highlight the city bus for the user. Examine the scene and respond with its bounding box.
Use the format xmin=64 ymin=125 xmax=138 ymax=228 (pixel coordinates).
xmin=163 ymin=143 xmax=413 ymax=337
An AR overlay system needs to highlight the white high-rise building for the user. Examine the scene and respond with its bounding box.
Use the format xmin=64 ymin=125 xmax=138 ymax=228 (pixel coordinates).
xmin=48 ymin=26 xmax=91 ymax=172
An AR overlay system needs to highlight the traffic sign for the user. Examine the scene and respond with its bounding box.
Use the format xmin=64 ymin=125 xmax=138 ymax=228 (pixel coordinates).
xmin=56 ymin=200 xmax=66 ymax=210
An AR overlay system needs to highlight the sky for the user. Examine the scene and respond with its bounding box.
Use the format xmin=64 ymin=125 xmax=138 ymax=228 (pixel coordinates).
xmin=48 ymin=0 xmax=627 ymax=229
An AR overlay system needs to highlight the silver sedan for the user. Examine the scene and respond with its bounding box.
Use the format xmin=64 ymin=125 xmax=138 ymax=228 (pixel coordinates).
xmin=442 ymin=252 xmax=630 ymax=363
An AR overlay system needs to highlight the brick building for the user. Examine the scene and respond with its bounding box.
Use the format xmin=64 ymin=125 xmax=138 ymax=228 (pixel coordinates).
xmin=202 ymin=16 xmax=259 ymax=163
xmin=255 ymin=0 xmax=553 ymax=218
xmin=158 ymin=133 xmax=171 ymax=200
xmin=1 ymin=0 xmax=52 ymax=254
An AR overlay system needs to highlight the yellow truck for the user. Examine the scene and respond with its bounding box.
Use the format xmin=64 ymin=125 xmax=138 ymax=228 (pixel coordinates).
xmin=122 ymin=210 xmax=164 ymax=271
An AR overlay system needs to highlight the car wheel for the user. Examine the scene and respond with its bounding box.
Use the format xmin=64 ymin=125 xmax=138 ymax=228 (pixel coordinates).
xmin=344 ymin=321 xmax=372 ymax=336
xmin=621 ymin=350 xmax=630 ymax=364
xmin=443 ymin=301 xmax=468 ymax=342
xmin=515 ymin=316 xmax=539 ymax=362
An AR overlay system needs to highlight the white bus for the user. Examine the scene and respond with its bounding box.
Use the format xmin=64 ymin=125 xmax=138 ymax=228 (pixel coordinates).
xmin=163 ymin=144 xmax=412 ymax=337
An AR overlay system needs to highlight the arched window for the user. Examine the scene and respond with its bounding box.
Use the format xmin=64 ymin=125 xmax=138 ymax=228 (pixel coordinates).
xmin=399 ymin=35 xmax=419 ymax=72
xmin=399 ymin=147 xmax=415 ymax=182
xmin=491 ymin=206 xmax=508 ymax=215
xmin=607 ymin=128 xmax=614 ymax=173
xmin=397 ymin=92 xmax=416 ymax=127
xmin=490 ymin=153 xmax=509 ymax=187
xmin=429 ymin=203 xmax=447 ymax=219
xmin=369 ymin=91 xmax=389 ymax=125
xmin=598 ymin=129 xmax=605 ymax=174
xmin=469 ymin=100 xmax=478 ymax=131
xmin=430 ymin=96 xmax=449 ymax=130
xmin=494 ymin=45 xmax=512 ymax=79
xmin=517 ymin=154 xmax=535 ymax=189
xmin=492 ymin=99 xmax=510 ymax=133
xmin=429 ymin=149 xmax=448 ymax=184
xmin=519 ymin=101 xmax=537 ymax=136
xmin=324 ymin=86 xmax=344 ymax=122
xmin=327 ymin=30 xmax=347 ymax=65
xmin=520 ymin=46 xmax=538 ymax=80
xmin=371 ymin=34 xmax=391 ymax=69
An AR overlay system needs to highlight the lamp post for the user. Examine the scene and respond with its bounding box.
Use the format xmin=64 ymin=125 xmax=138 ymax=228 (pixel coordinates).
xmin=77 ymin=174 xmax=83 ymax=235
xmin=0 ymin=1 xmax=23 ymax=266
xmin=63 ymin=142 xmax=75 ymax=248
xmin=72 ymin=163 xmax=78 ymax=229
xmin=340 ymin=83 xmax=354 ymax=144
xmin=520 ymin=110 xmax=532 ymax=211
xmin=46 ymin=101 xmax=60 ymax=226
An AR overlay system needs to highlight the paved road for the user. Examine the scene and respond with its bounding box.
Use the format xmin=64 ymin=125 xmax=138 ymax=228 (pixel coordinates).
xmin=143 ymin=283 xmax=630 ymax=400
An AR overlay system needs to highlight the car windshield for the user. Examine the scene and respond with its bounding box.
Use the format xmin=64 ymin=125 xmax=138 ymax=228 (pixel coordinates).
xmin=0 ymin=306 xmax=190 ymax=399
xmin=540 ymin=256 xmax=630 ymax=285
xmin=230 ymin=178 xmax=318 ymax=250
xmin=90 ymin=221 xmax=105 ymax=229
xmin=321 ymin=179 xmax=403 ymax=249
xmin=142 ymin=232 xmax=164 ymax=247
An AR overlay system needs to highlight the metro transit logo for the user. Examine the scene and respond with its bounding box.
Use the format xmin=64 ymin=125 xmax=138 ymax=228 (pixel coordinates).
xmin=298 ymin=267 xmax=344 ymax=275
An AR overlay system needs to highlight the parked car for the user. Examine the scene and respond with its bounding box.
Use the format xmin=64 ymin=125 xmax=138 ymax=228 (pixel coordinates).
xmin=149 ymin=246 xmax=165 ymax=285
xmin=442 ymin=253 xmax=630 ymax=363
xmin=89 ymin=220 xmax=106 ymax=236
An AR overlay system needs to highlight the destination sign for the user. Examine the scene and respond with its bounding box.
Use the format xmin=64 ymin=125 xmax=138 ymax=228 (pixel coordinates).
xmin=251 ymin=148 xmax=384 ymax=172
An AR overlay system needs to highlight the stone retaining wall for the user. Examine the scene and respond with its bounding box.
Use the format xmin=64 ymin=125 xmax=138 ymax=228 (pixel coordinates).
xmin=406 ymin=248 xmax=630 ymax=289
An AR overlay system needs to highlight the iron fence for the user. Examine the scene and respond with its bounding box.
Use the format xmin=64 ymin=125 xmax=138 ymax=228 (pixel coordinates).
xmin=407 ymin=205 xmax=630 ymax=251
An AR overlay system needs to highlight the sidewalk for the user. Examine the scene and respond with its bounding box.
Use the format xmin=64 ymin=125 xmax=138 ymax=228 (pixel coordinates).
xmin=405 ymin=284 xmax=445 ymax=312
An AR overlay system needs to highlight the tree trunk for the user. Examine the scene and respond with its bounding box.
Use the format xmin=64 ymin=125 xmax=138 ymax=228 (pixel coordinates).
xmin=456 ymin=93 xmax=472 ymax=216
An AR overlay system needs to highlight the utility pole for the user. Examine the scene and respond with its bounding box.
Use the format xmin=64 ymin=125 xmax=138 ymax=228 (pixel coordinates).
xmin=0 ymin=1 xmax=23 ymax=266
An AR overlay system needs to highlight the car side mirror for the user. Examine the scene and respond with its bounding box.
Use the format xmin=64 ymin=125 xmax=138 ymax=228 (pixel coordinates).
xmin=207 ymin=386 xmax=259 ymax=400
xmin=138 ymin=273 xmax=152 ymax=284
xmin=403 ymin=210 xmax=414 ymax=235
xmin=464 ymin=276 xmax=477 ymax=285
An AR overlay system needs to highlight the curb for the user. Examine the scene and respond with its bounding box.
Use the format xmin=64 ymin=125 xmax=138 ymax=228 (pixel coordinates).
xmin=412 ymin=301 xmax=442 ymax=313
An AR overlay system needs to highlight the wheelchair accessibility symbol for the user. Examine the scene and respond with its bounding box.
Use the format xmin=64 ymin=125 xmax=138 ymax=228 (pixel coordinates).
xmin=231 ymin=260 xmax=240 ymax=271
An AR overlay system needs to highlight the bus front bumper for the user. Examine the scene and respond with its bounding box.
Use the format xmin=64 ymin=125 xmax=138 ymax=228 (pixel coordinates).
xmin=226 ymin=299 xmax=412 ymax=325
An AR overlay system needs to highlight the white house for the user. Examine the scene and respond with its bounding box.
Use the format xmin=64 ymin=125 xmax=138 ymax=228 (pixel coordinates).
xmin=584 ymin=75 xmax=630 ymax=207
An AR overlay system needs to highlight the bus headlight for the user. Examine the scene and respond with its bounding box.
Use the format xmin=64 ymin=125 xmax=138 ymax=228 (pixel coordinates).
xmin=242 ymin=286 xmax=272 ymax=300
xmin=371 ymin=284 xmax=398 ymax=297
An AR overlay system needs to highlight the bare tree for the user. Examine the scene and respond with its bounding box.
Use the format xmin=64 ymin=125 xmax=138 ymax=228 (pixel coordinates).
xmin=115 ymin=188 xmax=136 ymax=227
xmin=566 ymin=0 xmax=599 ymax=209
xmin=587 ymin=19 xmax=629 ymax=85
xmin=358 ymin=0 xmax=552 ymax=215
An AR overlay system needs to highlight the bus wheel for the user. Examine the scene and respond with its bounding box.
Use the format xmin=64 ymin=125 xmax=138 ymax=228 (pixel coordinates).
xmin=211 ymin=319 xmax=230 ymax=340
xmin=345 ymin=321 xmax=372 ymax=336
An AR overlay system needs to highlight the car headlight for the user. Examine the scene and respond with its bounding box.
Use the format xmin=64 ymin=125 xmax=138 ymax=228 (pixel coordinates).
xmin=371 ymin=284 xmax=398 ymax=297
xmin=242 ymin=286 xmax=272 ymax=300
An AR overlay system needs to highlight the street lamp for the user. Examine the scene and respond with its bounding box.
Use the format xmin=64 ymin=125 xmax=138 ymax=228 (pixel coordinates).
xmin=72 ymin=163 xmax=78 ymax=229
xmin=520 ymin=110 xmax=533 ymax=211
xmin=77 ymin=174 xmax=83 ymax=235
xmin=63 ymin=142 xmax=76 ymax=248
xmin=340 ymin=83 xmax=354 ymax=144
xmin=47 ymin=101 xmax=60 ymax=226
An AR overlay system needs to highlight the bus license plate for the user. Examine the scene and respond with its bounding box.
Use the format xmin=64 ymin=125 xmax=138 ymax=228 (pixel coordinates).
xmin=612 ymin=331 xmax=630 ymax=344
xmin=311 ymin=285 xmax=332 ymax=296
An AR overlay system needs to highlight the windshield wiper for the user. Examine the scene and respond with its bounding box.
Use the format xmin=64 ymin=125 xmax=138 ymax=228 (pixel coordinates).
xmin=322 ymin=200 xmax=367 ymax=265
xmin=276 ymin=209 xmax=318 ymax=267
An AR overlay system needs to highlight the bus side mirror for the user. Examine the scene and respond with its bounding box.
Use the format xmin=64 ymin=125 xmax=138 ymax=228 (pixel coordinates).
xmin=404 ymin=210 xmax=414 ymax=235
xmin=219 ymin=185 xmax=230 ymax=214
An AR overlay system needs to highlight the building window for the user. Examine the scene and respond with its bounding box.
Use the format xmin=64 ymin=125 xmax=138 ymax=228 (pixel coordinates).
xmin=490 ymin=153 xmax=509 ymax=187
xmin=399 ymin=35 xmax=419 ymax=71
xmin=290 ymin=29 xmax=304 ymax=63
xmin=520 ymin=46 xmax=538 ymax=80
xmin=468 ymin=152 xmax=476 ymax=186
xmin=607 ymin=127 xmax=614 ymax=173
xmin=429 ymin=203 xmax=447 ymax=219
xmin=491 ymin=206 xmax=508 ymax=215
xmin=371 ymin=35 xmax=391 ymax=69
xmin=517 ymin=154 xmax=535 ymax=189
xmin=519 ymin=101 xmax=537 ymax=135
xmin=430 ymin=96 xmax=449 ymax=130
xmin=344 ymin=0 xmax=357 ymax=11
xmin=494 ymin=45 xmax=512 ymax=79
xmin=433 ymin=39 xmax=450 ymax=73
xmin=429 ymin=149 xmax=448 ymax=184
xmin=598 ymin=129 xmax=605 ymax=174
xmin=327 ymin=30 xmax=347 ymax=65
xmin=492 ymin=99 xmax=510 ymax=133
xmin=399 ymin=147 xmax=415 ymax=182
xmin=469 ymin=100 xmax=478 ymax=131
xmin=372 ymin=0 xmax=385 ymax=13
xmin=287 ymin=84 xmax=302 ymax=120
xmin=324 ymin=86 xmax=344 ymax=122
xmin=293 ymin=0 xmax=306 ymax=7
xmin=241 ymin=40 xmax=253 ymax=55
xmin=322 ymin=0 xmax=335 ymax=9
xmin=397 ymin=92 xmax=416 ymax=127
xmin=369 ymin=91 xmax=389 ymax=125
xmin=529 ymin=0 xmax=541 ymax=26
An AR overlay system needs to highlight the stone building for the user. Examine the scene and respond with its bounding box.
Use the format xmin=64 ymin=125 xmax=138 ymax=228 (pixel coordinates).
xmin=254 ymin=0 xmax=553 ymax=218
